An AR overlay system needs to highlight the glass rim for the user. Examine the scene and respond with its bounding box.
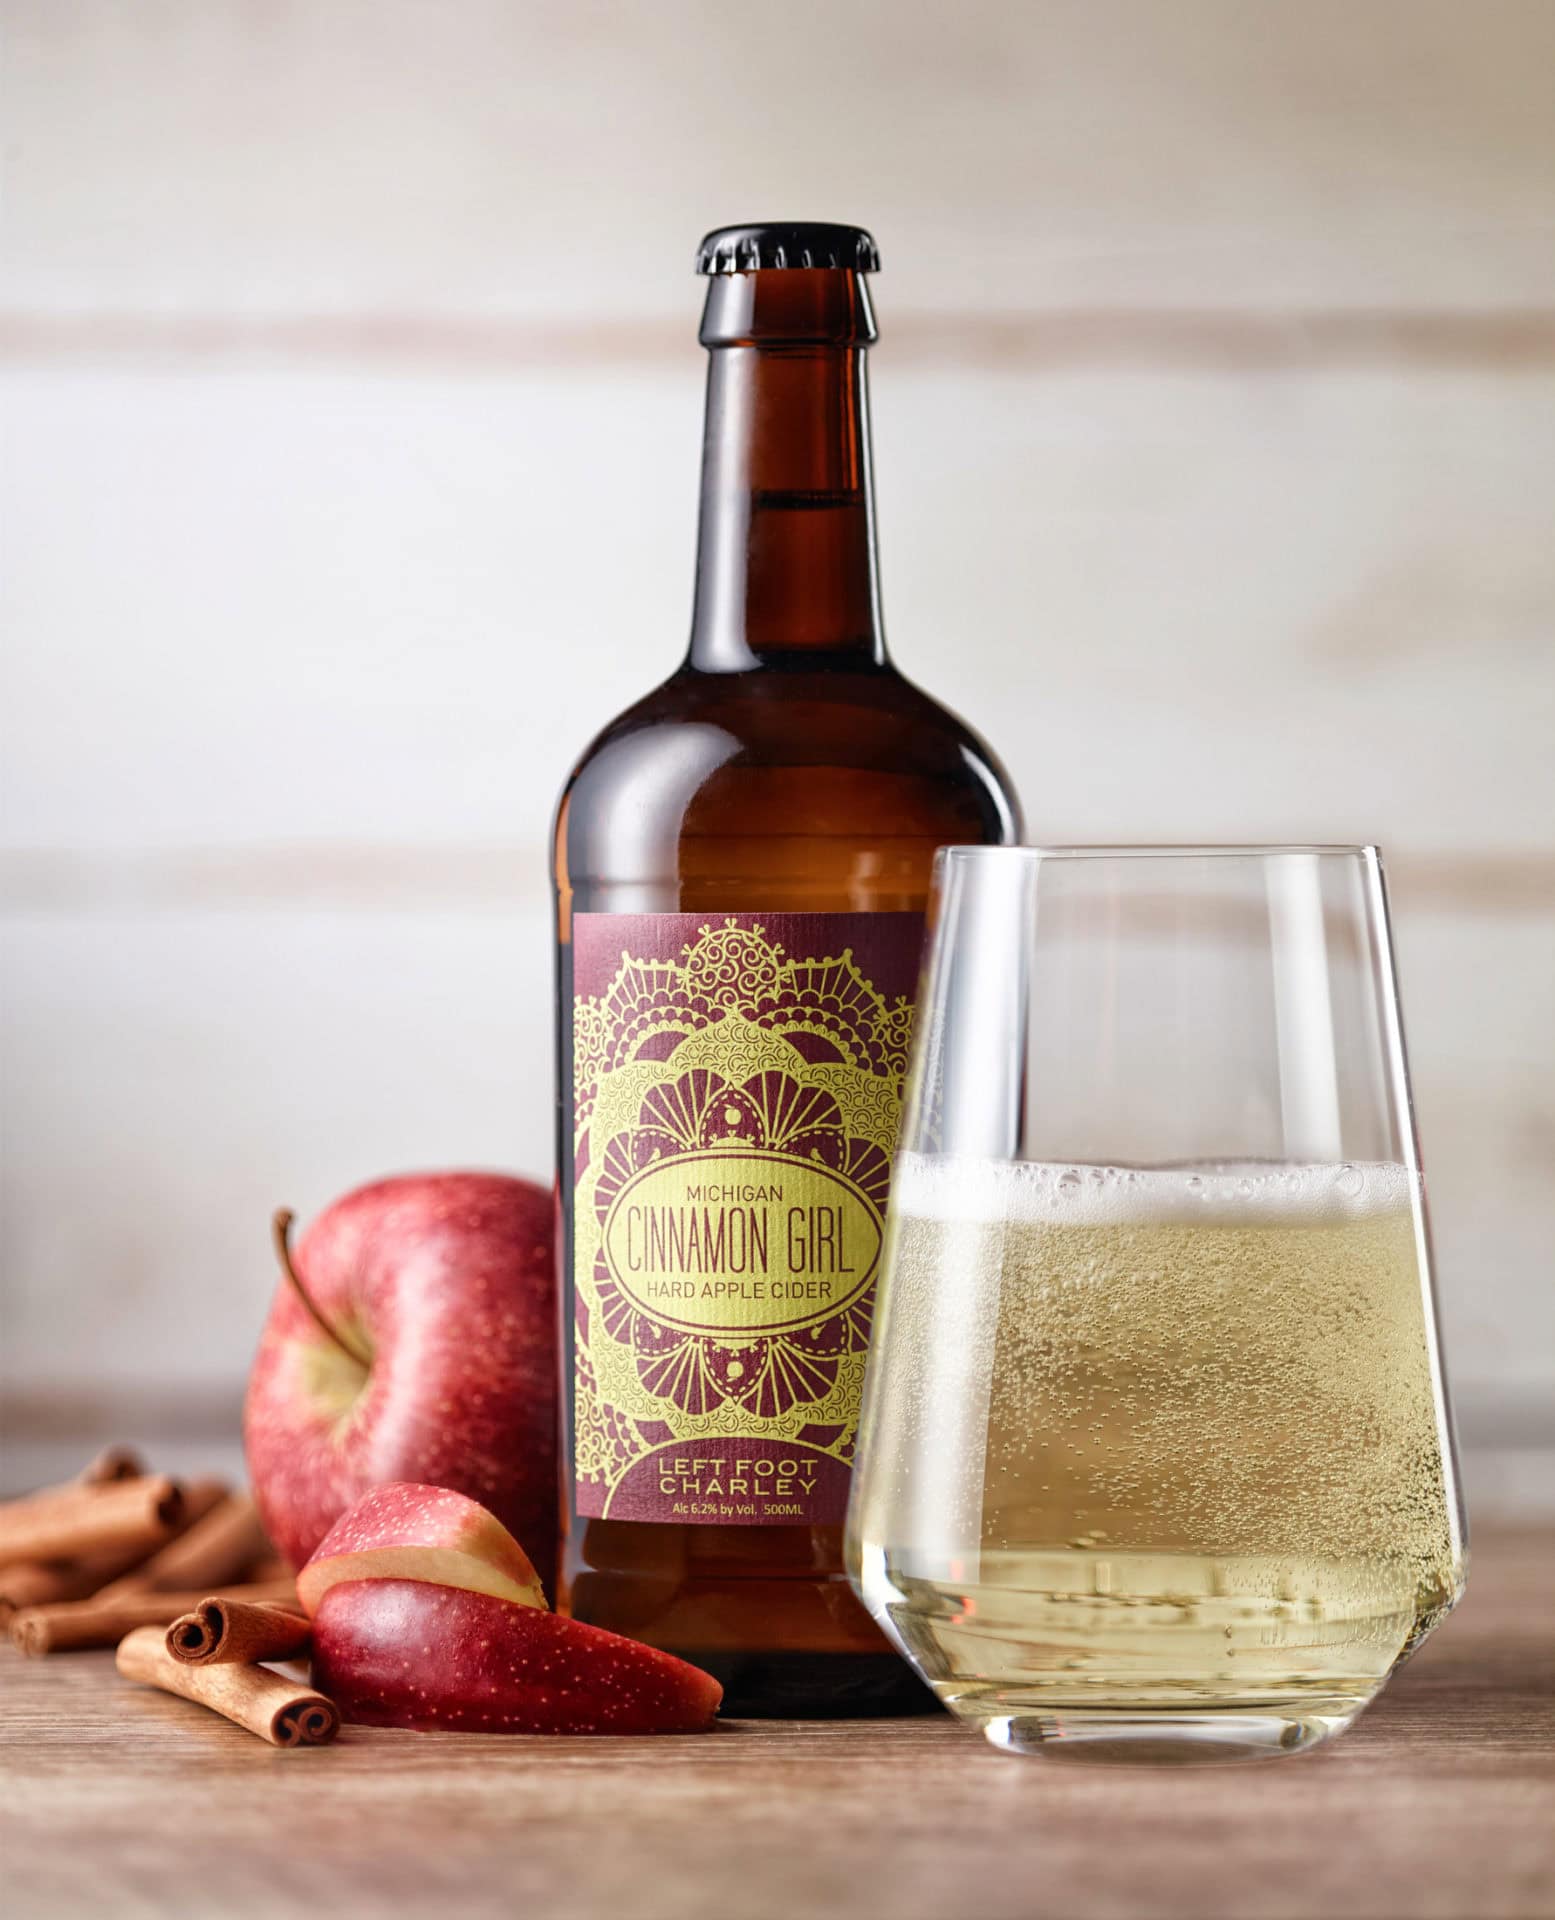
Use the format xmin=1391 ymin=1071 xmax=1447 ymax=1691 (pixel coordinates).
xmin=936 ymin=842 xmax=1382 ymax=863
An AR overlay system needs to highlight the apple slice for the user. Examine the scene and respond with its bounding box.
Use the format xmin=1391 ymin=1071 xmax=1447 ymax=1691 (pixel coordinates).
xmin=312 ymin=1580 xmax=723 ymax=1735
xmin=297 ymin=1483 xmax=545 ymax=1619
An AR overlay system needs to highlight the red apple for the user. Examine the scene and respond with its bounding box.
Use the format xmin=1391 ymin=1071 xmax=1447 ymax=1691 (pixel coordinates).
xmin=243 ymin=1173 xmax=555 ymax=1580
xmin=297 ymin=1482 xmax=545 ymax=1616
xmin=312 ymin=1579 xmax=722 ymax=1734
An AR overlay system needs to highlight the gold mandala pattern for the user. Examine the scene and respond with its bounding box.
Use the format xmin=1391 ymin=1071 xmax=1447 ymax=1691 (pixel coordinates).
xmin=573 ymin=919 xmax=912 ymax=1508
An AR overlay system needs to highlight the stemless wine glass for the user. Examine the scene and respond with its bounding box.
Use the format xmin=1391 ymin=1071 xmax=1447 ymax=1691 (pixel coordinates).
xmin=846 ymin=846 xmax=1466 ymax=1764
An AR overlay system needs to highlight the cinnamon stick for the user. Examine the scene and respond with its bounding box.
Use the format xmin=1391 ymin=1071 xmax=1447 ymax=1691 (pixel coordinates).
xmin=0 ymin=1477 xmax=184 ymax=1570
xmin=96 ymin=1491 xmax=268 ymax=1600
xmin=6 ymin=1444 xmax=149 ymax=1513
xmin=0 ymin=1478 xmax=228 ymax=1621
xmin=11 ymin=1578 xmax=299 ymax=1656
xmin=166 ymin=1596 xmax=311 ymax=1666
xmin=77 ymin=1445 xmax=147 ymax=1485
xmin=116 ymin=1626 xmax=338 ymax=1747
xmin=0 ymin=1557 xmax=117 ymax=1617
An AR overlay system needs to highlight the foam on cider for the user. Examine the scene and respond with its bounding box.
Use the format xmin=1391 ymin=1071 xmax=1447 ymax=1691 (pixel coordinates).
xmin=890 ymin=1154 xmax=1416 ymax=1230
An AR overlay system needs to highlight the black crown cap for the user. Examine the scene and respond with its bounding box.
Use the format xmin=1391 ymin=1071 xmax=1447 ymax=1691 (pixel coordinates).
xmin=695 ymin=222 xmax=880 ymax=276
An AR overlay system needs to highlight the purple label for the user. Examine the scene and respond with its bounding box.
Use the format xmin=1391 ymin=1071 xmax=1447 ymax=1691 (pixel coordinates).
xmin=570 ymin=912 xmax=922 ymax=1525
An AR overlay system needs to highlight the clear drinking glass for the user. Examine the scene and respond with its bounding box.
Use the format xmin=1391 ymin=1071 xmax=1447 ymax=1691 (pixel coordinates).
xmin=846 ymin=846 xmax=1466 ymax=1763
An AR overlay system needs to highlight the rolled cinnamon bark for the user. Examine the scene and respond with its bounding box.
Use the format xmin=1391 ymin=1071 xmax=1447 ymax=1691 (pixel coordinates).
xmin=77 ymin=1445 xmax=147 ymax=1486
xmin=0 ymin=1479 xmax=229 ymax=1621
xmin=0 ymin=1477 xmax=184 ymax=1570
xmin=11 ymin=1578 xmax=300 ymax=1656
xmin=0 ymin=1556 xmax=120 ymax=1618
xmin=5 ymin=1444 xmax=149 ymax=1516
xmin=166 ymin=1596 xmax=310 ymax=1666
xmin=116 ymin=1626 xmax=339 ymax=1747
xmin=95 ymin=1491 xmax=268 ymax=1600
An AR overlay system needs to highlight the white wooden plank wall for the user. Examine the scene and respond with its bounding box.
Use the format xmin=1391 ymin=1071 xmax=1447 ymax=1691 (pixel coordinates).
xmin=3 ymin=1 xmax=1552 ymax=1503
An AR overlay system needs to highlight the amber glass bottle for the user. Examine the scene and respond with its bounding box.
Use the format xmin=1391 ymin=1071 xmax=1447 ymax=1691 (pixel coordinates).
xmin=553 ymin=222 xmax=1019 ymax=1715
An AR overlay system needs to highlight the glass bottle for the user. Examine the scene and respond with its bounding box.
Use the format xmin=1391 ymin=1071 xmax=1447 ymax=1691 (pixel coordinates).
xmin=553 ymin=222 xmax=1020 ymax=1715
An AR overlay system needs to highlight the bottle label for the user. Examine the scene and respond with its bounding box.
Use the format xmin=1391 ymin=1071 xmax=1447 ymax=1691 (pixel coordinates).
xmin=571 ymin=912 xmax=922 ymax=1526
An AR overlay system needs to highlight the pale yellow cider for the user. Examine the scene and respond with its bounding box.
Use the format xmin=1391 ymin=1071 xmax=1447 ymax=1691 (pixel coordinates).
xmin=852 ymin=1160 xmax=1464 ymax=1728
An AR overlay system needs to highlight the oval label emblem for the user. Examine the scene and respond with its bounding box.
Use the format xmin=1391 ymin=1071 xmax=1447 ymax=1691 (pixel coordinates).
xmin=601 ymin=1148 xmax=882 ymax=1337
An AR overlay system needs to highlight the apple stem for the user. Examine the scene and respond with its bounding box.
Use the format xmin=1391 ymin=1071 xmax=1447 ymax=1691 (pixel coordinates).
xmin=271 ymin=1209 xmax=372 ymax=1368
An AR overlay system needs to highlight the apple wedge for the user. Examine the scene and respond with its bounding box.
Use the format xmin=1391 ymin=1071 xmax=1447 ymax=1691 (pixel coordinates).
xmin=297 ymin=1483 xmax=545 ymax=1618
xmin=312 ymin=1579 xmax=723 ymax=1734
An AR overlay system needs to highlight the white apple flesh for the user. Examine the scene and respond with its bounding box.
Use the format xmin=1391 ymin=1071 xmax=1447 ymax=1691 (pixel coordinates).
xmin=297 ymin=1482 xmax=545 ymax=1616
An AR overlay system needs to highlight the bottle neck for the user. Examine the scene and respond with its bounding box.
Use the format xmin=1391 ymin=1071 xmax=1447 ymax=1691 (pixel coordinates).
xmin=687 ymin=269 xmax=886 ymax=671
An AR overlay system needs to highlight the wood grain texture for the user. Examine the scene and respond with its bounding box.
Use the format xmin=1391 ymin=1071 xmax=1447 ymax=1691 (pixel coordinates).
xmin=8 ymin=0 xmax=1555 ymax=315
xmin=1 ymin=1528 xmax=1549 ymax=1920
xmin=3 ymin=845 xmax=1552 ymax=915
xmin=7 ymin=310 xmax=1555 ymax=372
xmin=7 ymin=363 xmax=1552 ymax=1420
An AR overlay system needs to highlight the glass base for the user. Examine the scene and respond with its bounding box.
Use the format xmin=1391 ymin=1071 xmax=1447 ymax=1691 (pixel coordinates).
xmin=969 ymin=1699 xmax=1362 ymax=1765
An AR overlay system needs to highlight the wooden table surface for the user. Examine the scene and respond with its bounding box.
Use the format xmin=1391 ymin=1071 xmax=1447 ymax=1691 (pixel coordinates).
xmin=3 ymin=1526 xmax=1551 ymax=1920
